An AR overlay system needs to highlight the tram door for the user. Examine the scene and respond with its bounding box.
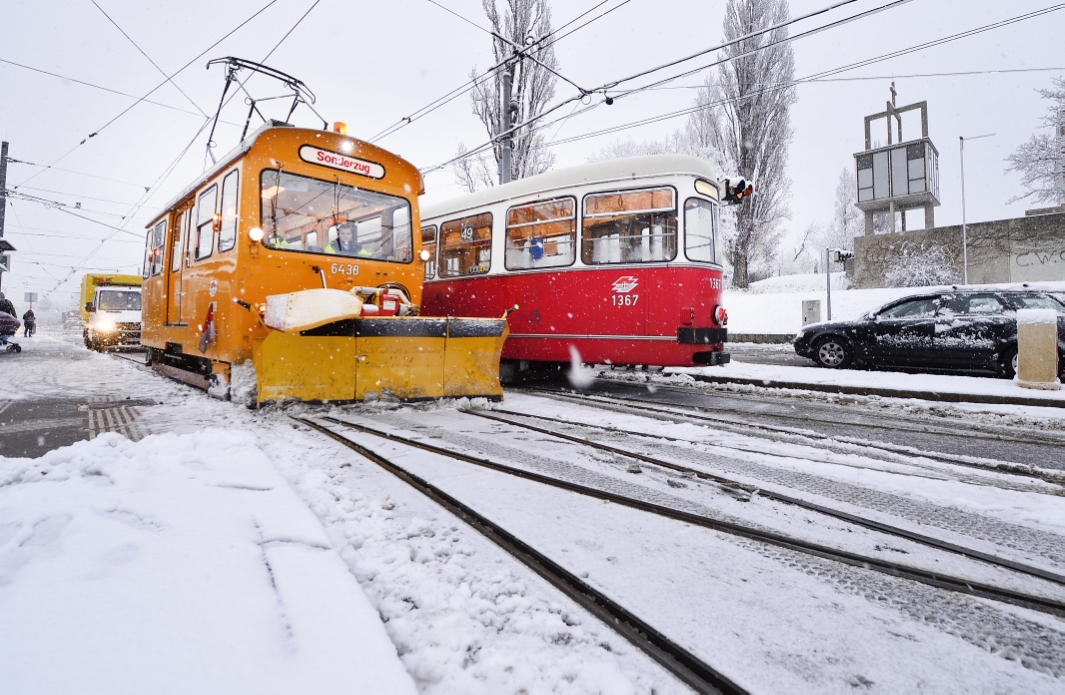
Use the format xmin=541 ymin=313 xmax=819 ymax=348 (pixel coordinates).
xmin=166 ymin=205 xmax=191 ymax=324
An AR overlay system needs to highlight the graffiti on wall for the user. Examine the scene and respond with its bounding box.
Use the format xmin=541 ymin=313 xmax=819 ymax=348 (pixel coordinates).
xmin=1011 ymin=242 xmax=1065 ymax=282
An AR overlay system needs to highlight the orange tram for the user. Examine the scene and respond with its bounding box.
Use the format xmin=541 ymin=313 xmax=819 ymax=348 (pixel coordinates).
xmin=140 ymin=124 xmax=507 ymax=405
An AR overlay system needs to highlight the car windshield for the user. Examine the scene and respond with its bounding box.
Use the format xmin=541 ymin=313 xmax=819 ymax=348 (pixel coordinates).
xmin=878 ymin=298 xmax=937 ymax=318
xmin=98 ymin=290 xmax=141 ymax=311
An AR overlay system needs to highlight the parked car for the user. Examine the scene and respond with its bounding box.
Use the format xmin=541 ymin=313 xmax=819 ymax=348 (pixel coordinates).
xmin=794 ymin=289 xmax=1065 ymax=378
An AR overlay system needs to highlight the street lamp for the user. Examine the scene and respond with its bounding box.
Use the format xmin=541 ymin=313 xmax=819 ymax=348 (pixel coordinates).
xmin=959 ymin=133 xmax=995 ymax=285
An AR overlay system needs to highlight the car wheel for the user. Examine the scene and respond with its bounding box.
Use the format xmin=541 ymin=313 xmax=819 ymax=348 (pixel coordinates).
xmin=1000 ymin=347 xmax=1018 ymax=379
xmin=814 ymin=336 xmax=851 ymax=368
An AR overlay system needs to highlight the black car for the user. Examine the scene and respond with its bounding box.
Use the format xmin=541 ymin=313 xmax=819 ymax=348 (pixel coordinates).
xmin=794 ymin=289 xmax=1065 ymax=378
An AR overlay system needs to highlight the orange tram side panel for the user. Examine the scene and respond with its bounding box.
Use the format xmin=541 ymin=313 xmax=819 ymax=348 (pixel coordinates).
xmin=139 ymin=124 xmax=506 ymax=403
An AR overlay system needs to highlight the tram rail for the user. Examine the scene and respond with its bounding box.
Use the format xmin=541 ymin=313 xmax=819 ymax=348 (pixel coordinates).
xmin=297 ymin=415 xmax=744 ymax=695
xmin=305 ymin=415 xmax=1065 ymax=619
xmin=464 ymin=408 xmax=1065 ymax=587
xmin=522 ymin=386 xmax=1065 ymax=488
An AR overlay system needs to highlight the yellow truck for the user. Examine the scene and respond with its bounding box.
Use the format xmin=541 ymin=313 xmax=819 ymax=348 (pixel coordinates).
xmin=80 ymin=273 xmax=142 ymax=350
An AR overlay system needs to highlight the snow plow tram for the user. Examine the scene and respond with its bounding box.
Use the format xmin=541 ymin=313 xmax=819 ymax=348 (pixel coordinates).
xmin=140 ymin=124 xmax=507 ymax=404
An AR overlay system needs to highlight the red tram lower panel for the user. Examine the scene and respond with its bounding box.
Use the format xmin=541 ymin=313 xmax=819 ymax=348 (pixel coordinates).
xmin=422 ymin=265 xmax=729 ymax=367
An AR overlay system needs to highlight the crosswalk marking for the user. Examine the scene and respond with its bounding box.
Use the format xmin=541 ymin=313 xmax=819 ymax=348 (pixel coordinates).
xmin=88 ymin=406 xmax=147 ymax=442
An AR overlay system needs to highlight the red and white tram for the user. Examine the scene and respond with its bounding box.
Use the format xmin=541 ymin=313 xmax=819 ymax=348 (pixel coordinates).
xmin=420 ymin=155 xmax=731 ymax=375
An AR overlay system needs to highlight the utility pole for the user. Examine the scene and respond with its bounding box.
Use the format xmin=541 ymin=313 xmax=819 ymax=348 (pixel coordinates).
xmin=0 ymin=141 xmax=8 ymax=294
xmin=825 ymin=247 xmax=832 ymax=321
xmin=500 ymin=63 xmax=514 ymax=185
xmin=959 ymin=133 xmax=995 ymax=285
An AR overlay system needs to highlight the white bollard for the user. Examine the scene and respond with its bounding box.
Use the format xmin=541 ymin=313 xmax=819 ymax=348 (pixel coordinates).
xmin=1016 ymin=308 xmax=1061 ymax=391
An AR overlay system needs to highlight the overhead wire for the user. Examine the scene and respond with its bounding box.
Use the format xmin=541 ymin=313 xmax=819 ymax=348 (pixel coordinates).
xmin=41 ymin=0 xmax=326 ymax=295
xmin=0 ymin=58 xmax=211 ymax=120
xmin=530 ymin=4 xmax=1065 ymax=151
xmin=89 ymin=0 xmax=208 ymax=117
xmin=15 ymin=0 xmax=283 ymax=190
xmin=423 ymin=1 xmax=1062 ymax=174
xmin=371 ymin=0 xmax=630 ymax=144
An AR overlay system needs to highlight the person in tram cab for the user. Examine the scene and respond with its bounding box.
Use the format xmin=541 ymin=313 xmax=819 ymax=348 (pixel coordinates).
xmin=326 ymin=222 xmax=370 ymax=257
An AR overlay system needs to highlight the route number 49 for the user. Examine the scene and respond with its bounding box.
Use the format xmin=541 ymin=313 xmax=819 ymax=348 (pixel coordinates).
xmin=612 ymin=294 xmax=639 ymax=307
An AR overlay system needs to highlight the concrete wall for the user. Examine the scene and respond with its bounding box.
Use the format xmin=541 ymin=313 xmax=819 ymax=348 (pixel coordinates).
xmin=851 ymin=211 xmax=1065 ymax=288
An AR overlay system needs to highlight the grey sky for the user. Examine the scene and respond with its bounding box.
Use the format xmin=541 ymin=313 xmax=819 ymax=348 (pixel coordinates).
xmin=1 ymin=0 xmax=1061 ymax=305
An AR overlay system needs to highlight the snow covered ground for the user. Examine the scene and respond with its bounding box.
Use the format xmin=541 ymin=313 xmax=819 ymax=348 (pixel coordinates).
xmin=0 ymin=334 xmax=684 ymax=694
xmin=3 ymin=329 xmax=1065 ymax=693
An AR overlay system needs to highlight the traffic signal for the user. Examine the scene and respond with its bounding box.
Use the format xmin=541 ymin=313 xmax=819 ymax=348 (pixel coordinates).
xmin=722 ymin=178 xmax=753 ymax=205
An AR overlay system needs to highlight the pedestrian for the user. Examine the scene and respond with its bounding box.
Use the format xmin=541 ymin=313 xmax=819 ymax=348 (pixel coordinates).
xmin=0 ymin=292 xmax=15 ymax=318
xmin=22 ymin=308 xmax=35 ymax=337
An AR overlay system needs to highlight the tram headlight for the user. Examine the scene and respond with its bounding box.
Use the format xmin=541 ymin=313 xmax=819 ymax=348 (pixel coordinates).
xmin=248 ymin=227 xmax=264 ymax=242
xmin=419 ymin=249 xmax=431 ymax=262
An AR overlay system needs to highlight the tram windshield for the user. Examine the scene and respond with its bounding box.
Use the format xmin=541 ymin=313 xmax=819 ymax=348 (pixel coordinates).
xmin=581 ymin=187 xmax=677 ymax=265
xmin=259 ymin=170 xmax=413 ymax=262
xmin=683 ymin=198 xmax=718 ymax=264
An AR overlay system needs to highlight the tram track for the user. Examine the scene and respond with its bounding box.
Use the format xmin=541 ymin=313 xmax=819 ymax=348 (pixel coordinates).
xmin=297 ymin=415 xmax=744 ymax=695
xmin=521 ymin=386 xmax=1065 ymax=488
xmin=464 ymin=407 xmax=1065 ymax=587
xmin=305 ymin=414 xmax=1065 ymax=619
xmin=300 ymin=411 xmax=1065 ymax=678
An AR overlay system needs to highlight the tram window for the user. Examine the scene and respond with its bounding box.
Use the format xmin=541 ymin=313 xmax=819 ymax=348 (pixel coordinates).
xmin=505 ymin=197 xmax=576 ymax=271
xmin=147 ymin=220 xmax=166 ymax=276
xmin=581 ymin=187 xmax=676 ymax=265
xmin=195 ymin=184 xmax=218 ymax=260
xmin=684 ymin=198 xmax=717 ymax=264
xmin=439 ymin=212 xmax=492 ymax=277
xmin=421 ymin=225 xmax=437 ymax=280
xmin=171 ymin=210 xmax=186 ymax=272
xmin=260 ymin=169 xmax=412 ymax=261
xmin=142 ymin=229 xmax=152 ymax=279
xmin=218 ymin=170 xmax=239 ymax=253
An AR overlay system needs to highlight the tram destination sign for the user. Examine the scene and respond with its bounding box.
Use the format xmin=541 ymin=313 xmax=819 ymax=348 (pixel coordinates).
xmin=299 ymin=145 xmax=385 ymax=179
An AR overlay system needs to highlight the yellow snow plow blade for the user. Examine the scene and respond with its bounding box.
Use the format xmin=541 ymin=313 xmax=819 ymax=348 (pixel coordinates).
xmin=252 ymin=317 xmax=507 ymax=405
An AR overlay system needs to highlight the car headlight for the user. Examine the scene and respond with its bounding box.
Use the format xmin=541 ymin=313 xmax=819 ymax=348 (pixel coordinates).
xmin=95 ymin=318 xmax=116 ymax=332
xmin=794 ymin=330 xmax=806 ymax=340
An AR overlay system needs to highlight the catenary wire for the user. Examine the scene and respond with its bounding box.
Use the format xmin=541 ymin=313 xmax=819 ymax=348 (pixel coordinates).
xmin=424 ymin=2 xmax=1063 ymax=173
xmin=89 ymin=0 xmax=208 ymax=117
xmin=370 ymin=0 xmax=633 ymax=143
xmin=15 ymin=0 xmax=282 ymax=190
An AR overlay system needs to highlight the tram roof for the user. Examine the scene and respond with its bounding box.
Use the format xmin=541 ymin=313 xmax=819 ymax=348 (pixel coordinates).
xmin=423 ymin=154 xmax=720 ymax=219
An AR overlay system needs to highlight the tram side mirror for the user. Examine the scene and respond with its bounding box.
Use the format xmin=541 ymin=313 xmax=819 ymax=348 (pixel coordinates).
xmin=85 ymin=302 xmax=95 ymax=313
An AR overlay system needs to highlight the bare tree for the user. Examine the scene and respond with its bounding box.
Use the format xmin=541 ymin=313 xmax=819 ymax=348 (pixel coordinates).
xmin=1005 ymin=76 xmax=1065 ymax=206
xmin=692 ymin=0 xmax=797 ymax=288
xmin=454 ymin=0 xmax=558 ymax=191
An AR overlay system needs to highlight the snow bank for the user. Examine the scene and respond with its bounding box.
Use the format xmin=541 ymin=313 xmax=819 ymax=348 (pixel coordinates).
xmin=0 ymin=430 xmax=415 ymax=695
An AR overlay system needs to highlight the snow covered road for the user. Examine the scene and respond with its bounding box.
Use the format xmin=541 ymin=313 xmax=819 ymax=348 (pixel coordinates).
xmin=2 ymin=329 xmax=1065 ymax=692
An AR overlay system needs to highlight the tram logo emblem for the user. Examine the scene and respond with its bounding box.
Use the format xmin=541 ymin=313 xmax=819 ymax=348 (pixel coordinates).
xmin=612 ymin=276 xmax=639 ymax=293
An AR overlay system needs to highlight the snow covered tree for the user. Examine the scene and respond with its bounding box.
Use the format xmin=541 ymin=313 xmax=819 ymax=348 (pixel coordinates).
xmin=817 ymin=167 xmax=864 ymax=251
xmin=692 ymin=0 xmax=798 ymax=288
xmin=884 ymin=243 xmax=957 ymax=288
xmin=1005 ymin=76 xmax=1065 ymax=206
xmin=454 ymin=0 xmax=558 ymax=191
